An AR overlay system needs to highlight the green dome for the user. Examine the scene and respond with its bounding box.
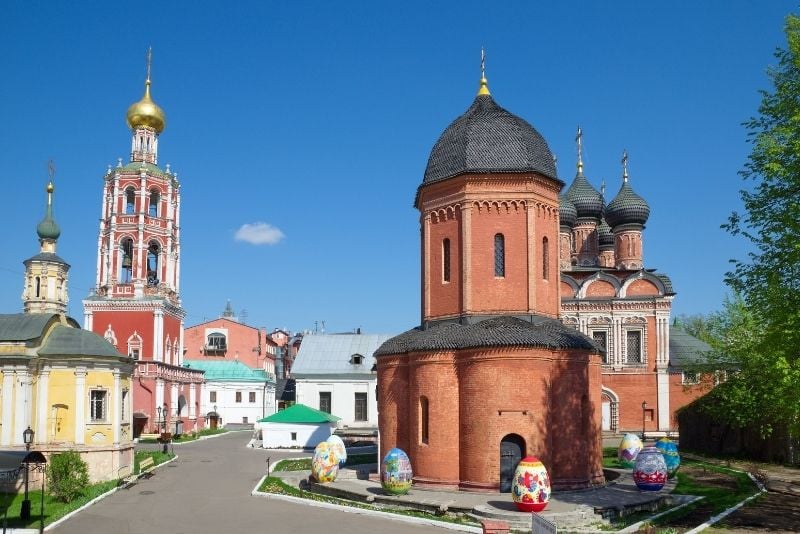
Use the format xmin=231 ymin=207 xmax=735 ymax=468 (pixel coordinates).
xmin=37 ymin=183 xmax=60 ymax=240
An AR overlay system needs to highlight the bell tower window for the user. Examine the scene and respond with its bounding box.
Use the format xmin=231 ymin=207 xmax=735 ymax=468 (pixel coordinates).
xmin=494 ymin=233 xmax=505 ymax=278
xmin=120 ymin=238 xmax=133 ymax=283
xmin=125 ymin=187 xmax=136 ymax=214
xmin=542 ymin=237 xmax=550 ymax=280
xmin=147 ymin=242 xmax=160 ymax=286
xmin=442 ymin=238 xmax=451 ymax=283
xmin=149 ymin=189 xmax=160 ymax=217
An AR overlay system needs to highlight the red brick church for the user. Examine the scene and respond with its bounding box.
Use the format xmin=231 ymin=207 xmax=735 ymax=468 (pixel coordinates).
xmin=376 ymin=66 xmax=707 ymax=492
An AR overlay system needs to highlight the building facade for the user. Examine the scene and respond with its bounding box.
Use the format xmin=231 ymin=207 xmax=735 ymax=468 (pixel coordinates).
xmin=83 ymin=55 xmax=204 ymax=438
xmin=376 ymin=72 xmax=605 ymax=492
xmin=1 ymin=181 xmax=134 ymax=482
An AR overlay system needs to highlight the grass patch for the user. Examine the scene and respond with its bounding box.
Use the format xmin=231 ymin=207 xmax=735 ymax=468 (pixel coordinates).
xmin=603 ymin=446 xmax=625 ymax=468
xmin=0 ymin=479 xmax=118 ymax=529
xmin=257 ymin=476 xmax=475 ymax=526
xmin=273 ymin=453 xmax=377 ymax=472
xmin=134 ymin=450 xmax=174 ymax=474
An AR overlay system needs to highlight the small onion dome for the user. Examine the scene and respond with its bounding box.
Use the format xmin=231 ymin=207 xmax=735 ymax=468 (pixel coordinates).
xmin=559 ymin=195 xmax=577 ymax=228
xmin=605 ymin=180 xmax=650 ymax=228
xmin=598 ymin=217 xmax=614 ymax=249
xmin=126 ymin=79 xmax=166 ymax=134
xmin=37 ymin=182 xmax=60 ymax=240
xmin=423 ymin=94 xmax=558 ymax=185
xmin=564 ymin=171 xmax=603 ymax=220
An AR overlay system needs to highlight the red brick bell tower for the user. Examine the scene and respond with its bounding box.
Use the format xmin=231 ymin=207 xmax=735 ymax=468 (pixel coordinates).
xmin=83 ymin=50 xmax=203 ymax=438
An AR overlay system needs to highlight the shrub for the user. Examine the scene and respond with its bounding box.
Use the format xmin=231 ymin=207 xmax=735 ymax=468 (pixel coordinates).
xmin=48 ymin=450 xmax=90 ymax=503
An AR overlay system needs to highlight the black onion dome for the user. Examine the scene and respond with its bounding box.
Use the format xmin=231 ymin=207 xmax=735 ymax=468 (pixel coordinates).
xmin=605 ymin=181 xmax=650 ymax=228
xmin=375 ymin=315 xmax=599 ymax=356
xmin=559 ymin=195 xmax=577 ymax=228
xmin=598 ymin=218 xmax=614 ymax=249
xmin=423 ymin=95 xmax=558 ymax=185
xmin=564 ymin=172 xmax=603 ymax=220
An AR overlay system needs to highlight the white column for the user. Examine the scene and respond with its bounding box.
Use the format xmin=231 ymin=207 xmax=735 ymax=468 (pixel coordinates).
xmin=171 ymin=383 xmax=178 ymax=417
xmin=36 ymin=368 xmax=50 ymax=444
xmin=657 ymin=370 xmax=670 ymax=431
xmin=14 ymin=369 xmax=31 ymax=446
xmin=74 ymin=368 xmax=86 ymax=444
xmin=153 ymin=309 xmax=164 ymax=362
xmin=155 ymin=379 xmax=165 ymax=409
xmin=113 ymin=369 xmax=121 ymax=445
xmin=1 ymin=370 xmax=15 ymax=446
xmin=189 ymin=383 xmax=196 ymax=418
xmin=83 ymin=309 xmax=93 ymax=331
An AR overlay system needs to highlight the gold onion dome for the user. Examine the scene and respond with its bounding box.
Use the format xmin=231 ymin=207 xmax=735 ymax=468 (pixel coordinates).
xmin=126 ymin=72 xmax=166 ymax=133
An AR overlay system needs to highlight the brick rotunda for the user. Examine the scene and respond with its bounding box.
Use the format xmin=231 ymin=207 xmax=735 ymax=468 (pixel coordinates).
xmin=375 ymin=68 xmax=605 ymax=492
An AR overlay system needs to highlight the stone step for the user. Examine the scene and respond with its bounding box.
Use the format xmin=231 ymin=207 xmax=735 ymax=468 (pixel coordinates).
xmin=471 ymin=503 xmax=608 ymax=532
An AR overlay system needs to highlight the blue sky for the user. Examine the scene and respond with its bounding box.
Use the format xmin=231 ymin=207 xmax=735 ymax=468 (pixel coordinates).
xmin=1 ymin=2 xmax=794 ymax=335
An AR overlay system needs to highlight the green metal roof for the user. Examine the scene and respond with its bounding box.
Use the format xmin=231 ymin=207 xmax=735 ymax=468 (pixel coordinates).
xmin=183 ymin=360 xmax=270 ymax=382
xmin=257 ymin=403 xmax=340 ymax=424
xmin=0 ymin=314 xmax=58 ymax=342
xmin=39 ymin=325 xmax=126 ymax=358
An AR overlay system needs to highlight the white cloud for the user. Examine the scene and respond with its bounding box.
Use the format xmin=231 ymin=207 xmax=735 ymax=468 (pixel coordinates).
xmin=234 ymin=222 xmax=285 ymax=245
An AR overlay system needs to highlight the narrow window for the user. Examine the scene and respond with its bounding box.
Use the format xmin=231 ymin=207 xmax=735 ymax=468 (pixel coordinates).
xmin=242 ymin=416 xmax=248 ymax=424
xmin=420 ymin=396 xmax=429 ymax=444
xmin=127 ymin=332 xmax=142 ymax=360
xmin=494 ymin=233 xmax=505 ymax=277
xmin=90 ymin=390 xmax=107 ymax=421
xmin=120 ymin=238 xmax=133 ymax=283
xmin=35 ymin=276 xmax=41 ymax=298
xmin=290 ymin=432 xmax=297 ymax=441
xmin=626 ymin=331 xmax=642 ymax=363
xmin=210 ymin=391 xmax=217 ymax=403
xmin=147 ymin=242 xmax=160 ymax=286
xmin=249 ymin=392 xmax=256 ymax=403
xmin=121 ymin=389 xmax=129 ymax=421
xmin=354 ymin=392 xmax=367 ymax=422
xmin=319 ymin=391 xmax=332 ymax=414
xmin=149 ymin=189 xmax=160 ymax=217
xmin=592 ymin=331 xmax=608 ymax=364
xmin=542 ymin=237 xmax=549 ymax=280
xmin=442 ymin=238 xmax=451 ymax=282
xmin=235 ymin=391 xmax=242 ymax=403
xmin=125 ymin=187 xmax=136 ymax=214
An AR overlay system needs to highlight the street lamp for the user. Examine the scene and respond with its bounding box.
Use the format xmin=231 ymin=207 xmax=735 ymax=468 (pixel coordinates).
xmin=21 ymin=427 xmax=34 ymax=520
xmin=641 ymin=401 xmax=648 ymax=442
xmin=156 ymin=405 xmax=162 ymax=433
xmin=162 ymin=403 xmax=169 ymax=454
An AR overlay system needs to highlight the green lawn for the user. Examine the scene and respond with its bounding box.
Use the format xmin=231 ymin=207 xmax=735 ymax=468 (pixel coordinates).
xmin=273 ymin=452 xmax=377 ymax=472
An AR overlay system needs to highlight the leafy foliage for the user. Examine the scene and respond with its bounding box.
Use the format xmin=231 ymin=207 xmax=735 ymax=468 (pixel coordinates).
xmin=720 ymin=14 xmax=800 ymax=439
xmin=47 ymin=451 xmax=90 ymax=503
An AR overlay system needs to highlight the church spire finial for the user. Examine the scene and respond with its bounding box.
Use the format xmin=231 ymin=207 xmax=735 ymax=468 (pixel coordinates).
xmin=477 ymin=47 xmax=490 ymax=96
xmin=622 ymin=149 xmax=629 ymax=183
xmin=576 ymin=126 xmax=584 ymax=174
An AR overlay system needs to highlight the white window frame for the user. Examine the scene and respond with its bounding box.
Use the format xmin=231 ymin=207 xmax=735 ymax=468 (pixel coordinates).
xmin=90 ymin=389 xmax=108 ymax=422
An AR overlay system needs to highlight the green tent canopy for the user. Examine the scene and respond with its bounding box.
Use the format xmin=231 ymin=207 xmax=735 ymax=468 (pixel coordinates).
xmin=257 ymin=403 xmax=340 ymax=424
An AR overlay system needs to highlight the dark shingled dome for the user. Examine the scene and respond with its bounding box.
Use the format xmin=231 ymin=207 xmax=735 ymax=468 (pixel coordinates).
xmin=375 ymin=315 xmax=600 ymax=356
xmin=559 ymin=195 xmax=577 ymax=228
xmin=605 ymin=180 xmax=650 ymax=228
xmin=598 ymin=218 xmax=614 ymax=249
xmin=423 ymin=95 xmax=558 ymax=185
xmin=564 ymin=172 xmax=604 ymax=220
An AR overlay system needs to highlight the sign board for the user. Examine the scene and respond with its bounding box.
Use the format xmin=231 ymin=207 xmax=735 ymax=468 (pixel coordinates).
xmin=531 ymin=513 xmax=557 ymax=534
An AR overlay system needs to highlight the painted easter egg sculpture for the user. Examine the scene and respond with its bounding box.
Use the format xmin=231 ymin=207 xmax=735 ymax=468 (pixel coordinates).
xmin=655 ymin=438 xmax=681 ymax=478
xmin=311 ymin=441 xmax=339 ymax=483
xmin=618 ymin=433 xmax=643 ymax=468
xmin=381 ymin=447 xmax=413 ymax=495
xmin=633 ymin=446 xmax=668 ymax=491
xmin=326 ymin=434 xmax=348 ymax=467
xmin=511 ymin=456 xmax=551 ymax=512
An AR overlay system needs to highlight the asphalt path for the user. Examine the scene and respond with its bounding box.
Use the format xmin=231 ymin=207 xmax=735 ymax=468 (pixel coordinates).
xmin=51 ymin=432 xmax=444 ymax=534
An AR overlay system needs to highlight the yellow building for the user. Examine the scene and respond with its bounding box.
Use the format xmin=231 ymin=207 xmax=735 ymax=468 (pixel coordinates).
xmin=0 ymin=181 xmax=134 ymax=482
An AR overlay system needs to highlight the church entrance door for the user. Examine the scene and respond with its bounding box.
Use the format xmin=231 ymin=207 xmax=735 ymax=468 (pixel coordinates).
xmin=499 ymin=434 xmax=525 ymax=492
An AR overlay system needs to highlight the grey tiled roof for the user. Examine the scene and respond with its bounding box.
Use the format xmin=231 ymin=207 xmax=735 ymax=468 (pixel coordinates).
xmin=422 ymin=95 xmax=558 ymax=185
xmin=564 ymin=172 xmax=603 ymax=220
xmin=39 ymin=324 xmax=125 ymax=358
xmin=559 ymin=195 xmax=577 ymax=228
xmin=0 ymin=313 xmax=58 ymax=341
xmin=653 ymin=273 xmax=675 ymax=294
xmin=23 ymin=252 xmax=70 ymax=266
xmin=375 ymin=315 xmax=599 ymax=356
xmin=669 ymin=325 xmax=712 ymax=367
xmin=598 ymin=218 xmax=614 ymax=248
xmin=605 ymin=180 xmax=650 ymax=228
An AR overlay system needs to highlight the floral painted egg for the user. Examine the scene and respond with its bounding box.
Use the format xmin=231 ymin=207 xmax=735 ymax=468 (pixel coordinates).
xmin=655 ymin=438 xmax=680 ymax=478
xmin=511 ymin=456 xmax=551 ymax=512
xmin=326 ymin=435 xmax=347 ymax=467
xmin=618 ymin=433 xmax=643 ymax=468
xmin=311 ymin=441 xmax=339 ymax=483
xmin=381 ymin=447 xmax=413 ymax=495
xmin=633 ymin=446 xmax=668 ymax=491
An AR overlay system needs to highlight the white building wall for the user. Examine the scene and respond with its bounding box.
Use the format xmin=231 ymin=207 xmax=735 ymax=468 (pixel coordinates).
xmin=201 ymin=380 xmax=275 ymax=425
xmin=294 ymin=377 xmax=377 ymax=427
xmin=257 ymin=421 xmax=336 ymax=448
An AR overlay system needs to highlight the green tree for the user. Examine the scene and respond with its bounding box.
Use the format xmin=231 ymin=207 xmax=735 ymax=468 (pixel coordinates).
xmin=48 ymin=450 xmax=90 ymax=503
xmin=722 ymin=13 xmax=800 ymax=439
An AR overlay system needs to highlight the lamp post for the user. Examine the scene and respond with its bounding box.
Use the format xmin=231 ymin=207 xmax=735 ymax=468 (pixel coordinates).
xmin=21 ymin=427 xmax=34 ymax=520
xmin=213 ymin=404 xmax=218 ymax=429
xmin=641 ymin=401 xmax=648 ymax=442
xmin=162 ymin=403 xmax=169 ymax=454
xmin=156 ymin=405 xmax=162 ymax=433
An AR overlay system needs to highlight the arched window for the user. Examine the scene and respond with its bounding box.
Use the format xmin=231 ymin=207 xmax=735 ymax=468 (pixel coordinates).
xmin=127 ymin=332 xmax=143 ymax=360
xmin=207 ymin=333 xmax=227 ymax=351
xmin=542 ymin=236 xmax=550 ymax=280
xmin=147 ymin=242 xmax=160 ymax=286
xmin=149 ymin=189 xmax=160 ymax=217
xmin=494 ymin=233 xmax=505 ymax=277
xmin=420 ymin=396 xmax=429 ymax=444
xmin=125 ymin=187 xmax=136 ymax=214
xmin=120 ymin=238 xmax=133 ymax=283
xmin=442 ymin=238 xmax=450 ymax=283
